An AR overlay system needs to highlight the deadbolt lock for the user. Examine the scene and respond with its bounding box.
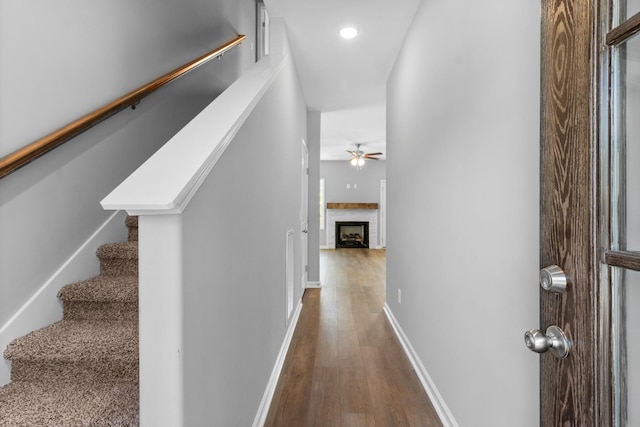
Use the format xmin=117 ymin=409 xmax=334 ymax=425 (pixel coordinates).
xmin=539 ymin=265 xmax=567 ymax=293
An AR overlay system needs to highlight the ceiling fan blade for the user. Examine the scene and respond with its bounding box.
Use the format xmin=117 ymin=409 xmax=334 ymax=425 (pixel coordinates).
xmin=347 ymin=150 xmax=357 ymax=156
xmin=364 ymin=152 xmax=383 ymax=156
xmin=364 ymin=156 xmax=380 ymax=160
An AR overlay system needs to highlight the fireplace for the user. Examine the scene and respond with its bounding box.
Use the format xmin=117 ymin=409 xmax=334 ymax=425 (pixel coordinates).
xmin=325 ymin=206 xmax=378 ymax=249
xmin=335 ymin=221 xmax=369 ymax=248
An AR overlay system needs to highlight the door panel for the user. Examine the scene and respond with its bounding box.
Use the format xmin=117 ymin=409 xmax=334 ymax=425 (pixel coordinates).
xmin=539 ymin=0 xmax=605 ymax=425
xmin=540 ymin=1 xmax=640 ymax=425
xmin=301 ymin=140 xmax=309 ymax=290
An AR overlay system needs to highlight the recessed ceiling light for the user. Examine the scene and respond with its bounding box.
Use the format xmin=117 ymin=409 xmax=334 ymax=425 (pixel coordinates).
xmin=340 ymin=27 xmax=358 ymax=39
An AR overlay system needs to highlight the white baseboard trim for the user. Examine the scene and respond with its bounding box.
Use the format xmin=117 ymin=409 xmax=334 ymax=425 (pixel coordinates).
xmin=319 ymin=246 xmax=384 ymax=250
xmin=252 ymin=298 xmax=303 ymax=427
xmin=305 ymin=281 xmax=321 ymax=288
xmin=383 ymin=303 xmax=459 ymax=427
xmin=0 ymin=211 xmax=127 ymax=386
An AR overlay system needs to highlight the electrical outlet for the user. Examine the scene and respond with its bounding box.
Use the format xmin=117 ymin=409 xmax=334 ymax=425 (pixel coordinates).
xmin=346 ymin=184 xmax=351 ymax=189
xmin=398 ymin=289 xmax=402 ymax=304
xmin=354 ymin=183 xmax=358 ymax=189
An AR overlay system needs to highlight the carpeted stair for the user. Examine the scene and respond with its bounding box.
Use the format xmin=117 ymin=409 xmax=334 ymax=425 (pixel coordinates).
xmin=0 ymin=216 xmax=139 ymax=426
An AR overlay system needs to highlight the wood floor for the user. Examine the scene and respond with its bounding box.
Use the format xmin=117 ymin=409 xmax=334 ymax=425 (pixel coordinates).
xmin=264 ymin=249 xmax=442 ymax=427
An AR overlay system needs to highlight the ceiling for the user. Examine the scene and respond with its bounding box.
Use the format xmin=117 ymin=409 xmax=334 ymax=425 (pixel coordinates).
xmin=263 ymin=0 xmax=421 ymax=161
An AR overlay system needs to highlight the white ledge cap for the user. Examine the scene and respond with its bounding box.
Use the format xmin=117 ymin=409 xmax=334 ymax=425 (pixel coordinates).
xmin=101 ymin=54 xmax=287 ymax=216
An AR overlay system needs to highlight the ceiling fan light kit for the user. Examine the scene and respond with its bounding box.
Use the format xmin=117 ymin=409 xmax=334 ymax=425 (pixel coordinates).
xmin=347 ymin=143 xmax=382 ymax=170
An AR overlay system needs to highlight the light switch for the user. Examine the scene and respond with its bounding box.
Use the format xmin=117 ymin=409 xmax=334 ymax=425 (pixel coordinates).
xmin=354 ymin=184 xmax=358 ymax=189
xmin=346 ymin=184 xmax=350 ymax=189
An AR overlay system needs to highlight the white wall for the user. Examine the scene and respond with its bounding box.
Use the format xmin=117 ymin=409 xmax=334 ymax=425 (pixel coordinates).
xmin=320 ymin=160 xmax=386 ymax=247
xmin=177 ymin=55 xmax=307 ymax=425
xmin=386 ymin=1 xmax=540 ymax=426
xmin=0 ymin=0 xmax=255 ymax=157
xmin=0 ymin=0 xmax=255 ymax=380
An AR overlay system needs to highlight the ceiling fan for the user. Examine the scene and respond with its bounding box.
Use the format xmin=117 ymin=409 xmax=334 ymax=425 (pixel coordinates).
xmin=347 ymin=143 xmax=382 ymax=169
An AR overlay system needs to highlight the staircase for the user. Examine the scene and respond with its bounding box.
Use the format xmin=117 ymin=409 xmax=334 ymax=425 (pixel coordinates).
xmin=0 ymin=216 xmax=140 ymax=426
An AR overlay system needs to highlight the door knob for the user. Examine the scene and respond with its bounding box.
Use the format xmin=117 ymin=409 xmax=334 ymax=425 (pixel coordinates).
xmin=539 ymin=265 xmax=567 ymax=293
xmin=524 ymin=325 xmax=570 ymax=359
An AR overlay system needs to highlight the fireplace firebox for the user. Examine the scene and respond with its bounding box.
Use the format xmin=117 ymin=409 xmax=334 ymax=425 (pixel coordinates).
xmin=335 ymin=221 xmax=369 ymax=248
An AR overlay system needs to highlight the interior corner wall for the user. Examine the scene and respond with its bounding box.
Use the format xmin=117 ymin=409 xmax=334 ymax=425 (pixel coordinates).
xmin=385 ymin=0 xmax=540 ymax=426
xmin=0 ymin=0 xmax=256 ymax=377
xmin=320 ymin=160 xmax=386 ymax=247
xmin=180 ymin=55 xmax=307 ymax=425
xmin=307 ymin=110 xmax=321 ymax=282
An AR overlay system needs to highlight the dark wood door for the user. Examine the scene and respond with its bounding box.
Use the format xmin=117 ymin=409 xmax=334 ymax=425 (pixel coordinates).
xmin=540 ymin=1 xmax=603 ymax=424
xmin=540 ymin=1 xmax=640 ymax=425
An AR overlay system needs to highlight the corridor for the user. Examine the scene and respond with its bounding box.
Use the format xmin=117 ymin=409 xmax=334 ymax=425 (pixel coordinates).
xmin=265 ymin=249 xmax=442 ymax=426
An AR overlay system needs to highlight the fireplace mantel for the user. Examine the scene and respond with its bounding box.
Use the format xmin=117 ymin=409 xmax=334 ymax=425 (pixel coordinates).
xmin=327 ymin=202 xmax=378 ymax=210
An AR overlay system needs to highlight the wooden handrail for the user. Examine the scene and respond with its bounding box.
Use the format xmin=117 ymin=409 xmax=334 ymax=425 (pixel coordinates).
xmin=0 ymin=34 xmax=246 ymax=179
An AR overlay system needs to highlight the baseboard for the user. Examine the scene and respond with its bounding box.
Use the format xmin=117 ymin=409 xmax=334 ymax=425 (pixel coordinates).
xmin=305 ymin=281 xmax=321 ymax=288
xmin=0 ymin=211 xmax=127 ymax=386
xmin=319 ymin=246 xmax=384 ymax=250
xmin=383 ymin=303 xmax=459 ymax=427
xmin=252 ymin=298 xmax=303 ymax=427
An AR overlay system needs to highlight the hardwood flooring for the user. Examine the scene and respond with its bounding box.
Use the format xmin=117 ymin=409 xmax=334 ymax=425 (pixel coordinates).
xmin=264 ymin=249 xmax=442 ymax=427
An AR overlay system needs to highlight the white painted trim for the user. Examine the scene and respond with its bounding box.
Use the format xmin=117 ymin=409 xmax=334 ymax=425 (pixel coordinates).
xmin=101 ymin=54 xmax=289 ymax=216
xmin=319 ymin=245 xmax=332 ymax=250
xmin=305 ymin=281 xmax=321 ymax=288
xmin=383 ymin=304 xmax=459 ymax=427
xmin=252 ymin=299 xmax=303 ymax=427
xmin=0 ymin=211 xmax=127 ymax=386
xmin=300 ymin=139 xmax=309 ymax=292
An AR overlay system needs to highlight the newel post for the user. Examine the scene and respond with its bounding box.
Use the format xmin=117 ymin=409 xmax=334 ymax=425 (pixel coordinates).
xmin=138 ymin=214 xmax=184 ymax=426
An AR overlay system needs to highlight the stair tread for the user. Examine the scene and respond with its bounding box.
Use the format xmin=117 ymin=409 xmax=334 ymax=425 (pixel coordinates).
xmin=4 ymin=320 xmax=137 ymax=362
xmin=1 ymin=216 xmax=140 ymax=422
xmin=0 ymin=381 xmax=138 ymax=426
xmin=125 ymin=216 xmax=138 ymax=227
xmin=58 ymin=275 xmax=138 ymax=303
xmin=97 ymin=241 xmax=138 ymax=259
